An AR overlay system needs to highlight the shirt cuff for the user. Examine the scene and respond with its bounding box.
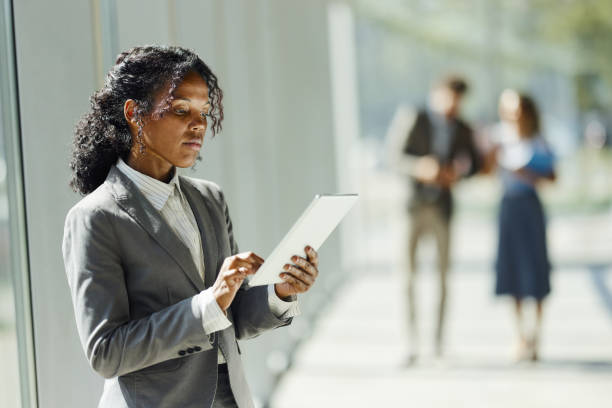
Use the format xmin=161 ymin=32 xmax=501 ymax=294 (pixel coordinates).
xmin=267 ymin=284 xmax=300 ymax=319
xmin=194 ymin=288 xmax=232 ymax=334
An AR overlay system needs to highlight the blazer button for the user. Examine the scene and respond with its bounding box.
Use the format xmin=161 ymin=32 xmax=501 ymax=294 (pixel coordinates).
xmin=187 ymin=348 xmax=194 ymax=354
xmin=194 ymin=346 xmax=202 ymax=352
xmin=178 ymin=350 xmax=186 ymax=356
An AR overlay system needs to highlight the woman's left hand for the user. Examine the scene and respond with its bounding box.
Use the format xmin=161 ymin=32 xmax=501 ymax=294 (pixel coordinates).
xmin=274 ymin=246 xmax=319 ymax=299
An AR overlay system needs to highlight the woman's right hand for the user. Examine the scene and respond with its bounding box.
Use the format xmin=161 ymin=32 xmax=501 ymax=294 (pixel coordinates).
xmin=212 ymin=252 xmax=264 ymax=311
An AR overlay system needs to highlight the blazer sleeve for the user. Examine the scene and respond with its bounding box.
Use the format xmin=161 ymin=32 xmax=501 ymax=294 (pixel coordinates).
xmin=214 ymin=188 xmax=293 ymax=340
xmin=62 ymin=205 xmax=214 ymax=379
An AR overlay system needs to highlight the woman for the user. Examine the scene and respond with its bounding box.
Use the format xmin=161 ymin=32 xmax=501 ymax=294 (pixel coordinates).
xmin=62 ymin=45 xmax=319 ymax=408
xmin=491 ymin=90 xmax=556 ymax=362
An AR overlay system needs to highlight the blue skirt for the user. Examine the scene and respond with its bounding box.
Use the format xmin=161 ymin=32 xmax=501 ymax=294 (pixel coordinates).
xmin=495 ymin=190 xmax=551 ymax=300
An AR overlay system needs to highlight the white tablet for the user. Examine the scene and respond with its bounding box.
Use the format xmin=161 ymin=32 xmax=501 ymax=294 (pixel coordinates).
xmin=248 ymin=194 xmax=358 ymax=286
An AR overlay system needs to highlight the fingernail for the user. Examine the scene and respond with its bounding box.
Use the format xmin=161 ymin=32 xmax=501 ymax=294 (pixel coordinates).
xmin=291 ymin=256 xmax=297 ymax=262
xmin=283 ymin=264 xmax=290 ymax=270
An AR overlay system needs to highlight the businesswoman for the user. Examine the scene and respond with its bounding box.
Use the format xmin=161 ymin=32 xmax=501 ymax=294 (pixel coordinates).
xmin=62 ymin=45 xmax=319 ymax=408
xmin=492 ymin=90 xmax=555 ymax=362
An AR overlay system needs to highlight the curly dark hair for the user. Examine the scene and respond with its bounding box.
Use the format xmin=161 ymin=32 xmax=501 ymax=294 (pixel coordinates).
xmin=69 ymin=45 xmax=224 ymax=195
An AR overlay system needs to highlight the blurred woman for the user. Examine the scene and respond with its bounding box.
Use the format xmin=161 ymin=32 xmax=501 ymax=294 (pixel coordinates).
xmin=492 ymin=90 xmax=556 ymax=362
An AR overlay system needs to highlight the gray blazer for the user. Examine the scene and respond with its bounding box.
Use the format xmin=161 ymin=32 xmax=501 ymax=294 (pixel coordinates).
xmin=62 ymin=165 xmax=292 ymax=408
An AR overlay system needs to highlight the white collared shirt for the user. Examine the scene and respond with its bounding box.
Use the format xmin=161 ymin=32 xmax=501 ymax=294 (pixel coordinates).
xmin=116 ymin=158 xmax=299 ymax=363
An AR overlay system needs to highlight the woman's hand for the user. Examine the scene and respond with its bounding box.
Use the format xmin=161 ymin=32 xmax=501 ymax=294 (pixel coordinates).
xmin=213 ymin=252 xmax=264 ymax=311
xmin=274 ymin=246 xmax=319 ymax=299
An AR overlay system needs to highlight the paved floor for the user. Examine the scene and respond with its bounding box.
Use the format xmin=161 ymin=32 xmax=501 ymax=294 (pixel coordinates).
xmin=270 ymin=265 xmax=612 ymax=407
xmin=270 ymin=209 xmax=612 ymax=407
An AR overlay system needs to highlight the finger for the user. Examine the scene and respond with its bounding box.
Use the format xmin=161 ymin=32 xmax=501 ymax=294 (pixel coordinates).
xmin=304 ymin=246 xmax=319 ymax=268
xmin=225 ymin=267 xmax=248 ymax=282
xmin=282 ymin=264 xmax=314 ymax=286
xmin=231 ymin=274 xmax=245 ymax=286
xmin=229 ymin=268 xmax=249 ymax=287
xmin=280 ymin=273 xmax=309 ymax=292
xmin=289 ymin=256 xmax=318 ymax=278
xmin=235 ymin=252 xmax=264 ymax=268
xmin=228 ymin=258 xmax=260 ymax=273
xmin=237 ymin=251 xmax=265 ymax=265
xmin=226 ymin=269 xmax=243 ymax=286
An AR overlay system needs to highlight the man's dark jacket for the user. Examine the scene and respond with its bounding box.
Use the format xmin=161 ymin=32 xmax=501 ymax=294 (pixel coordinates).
xmin=402 ymin=109 xmax=481 ymax=219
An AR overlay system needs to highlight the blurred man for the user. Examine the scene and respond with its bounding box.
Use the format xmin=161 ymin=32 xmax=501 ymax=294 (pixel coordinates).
xmin=386 ymin=76 xmax=482 ymax=362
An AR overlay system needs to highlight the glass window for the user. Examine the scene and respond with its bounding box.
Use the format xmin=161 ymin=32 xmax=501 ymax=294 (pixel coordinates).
xmin=0 ymin=74 xmax=22 ymax=408
xmin=0 ymin=0 xmax=38 ymax=406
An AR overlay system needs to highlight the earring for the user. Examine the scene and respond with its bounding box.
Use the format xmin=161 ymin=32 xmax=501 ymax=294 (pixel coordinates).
xmin=136 ymin=129 xmax=146 ymax=156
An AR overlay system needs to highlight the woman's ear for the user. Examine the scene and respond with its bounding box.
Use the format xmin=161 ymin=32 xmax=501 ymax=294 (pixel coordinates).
xmin=123 ymin=99 xmax=137 ymax=125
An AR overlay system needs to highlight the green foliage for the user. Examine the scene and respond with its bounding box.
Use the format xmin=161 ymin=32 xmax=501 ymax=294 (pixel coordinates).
xmin=536 ymin=0 xmax=612 ymax=108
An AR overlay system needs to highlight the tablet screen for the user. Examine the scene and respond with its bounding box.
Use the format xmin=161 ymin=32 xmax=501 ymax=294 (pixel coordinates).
xmin=248 ymin=194 xmax=358 ymax=286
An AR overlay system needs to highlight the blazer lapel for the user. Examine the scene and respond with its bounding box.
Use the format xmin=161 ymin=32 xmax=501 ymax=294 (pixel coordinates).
xmin=179 ymin=177 xmax=219 ymax=289
xmin=106 ymin=166 xmax=205 ymax=292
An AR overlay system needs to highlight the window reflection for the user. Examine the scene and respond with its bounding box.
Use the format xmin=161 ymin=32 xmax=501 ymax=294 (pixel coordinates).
xmin=0 ymin=97 xmax=21 ymax=408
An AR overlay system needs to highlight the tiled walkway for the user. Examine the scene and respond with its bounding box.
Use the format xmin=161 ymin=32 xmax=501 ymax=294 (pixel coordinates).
xmin=271 ymin=265 xmax=612 ymax=407
xmin=270 ymin=210 xmax=612 ymax=407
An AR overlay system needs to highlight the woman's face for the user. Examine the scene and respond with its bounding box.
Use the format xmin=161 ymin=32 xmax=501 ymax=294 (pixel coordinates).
xmin=498 ymin=89 xmax=520 ymax=123
xmin=127 ymin=71 xmax=211 ymax=178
